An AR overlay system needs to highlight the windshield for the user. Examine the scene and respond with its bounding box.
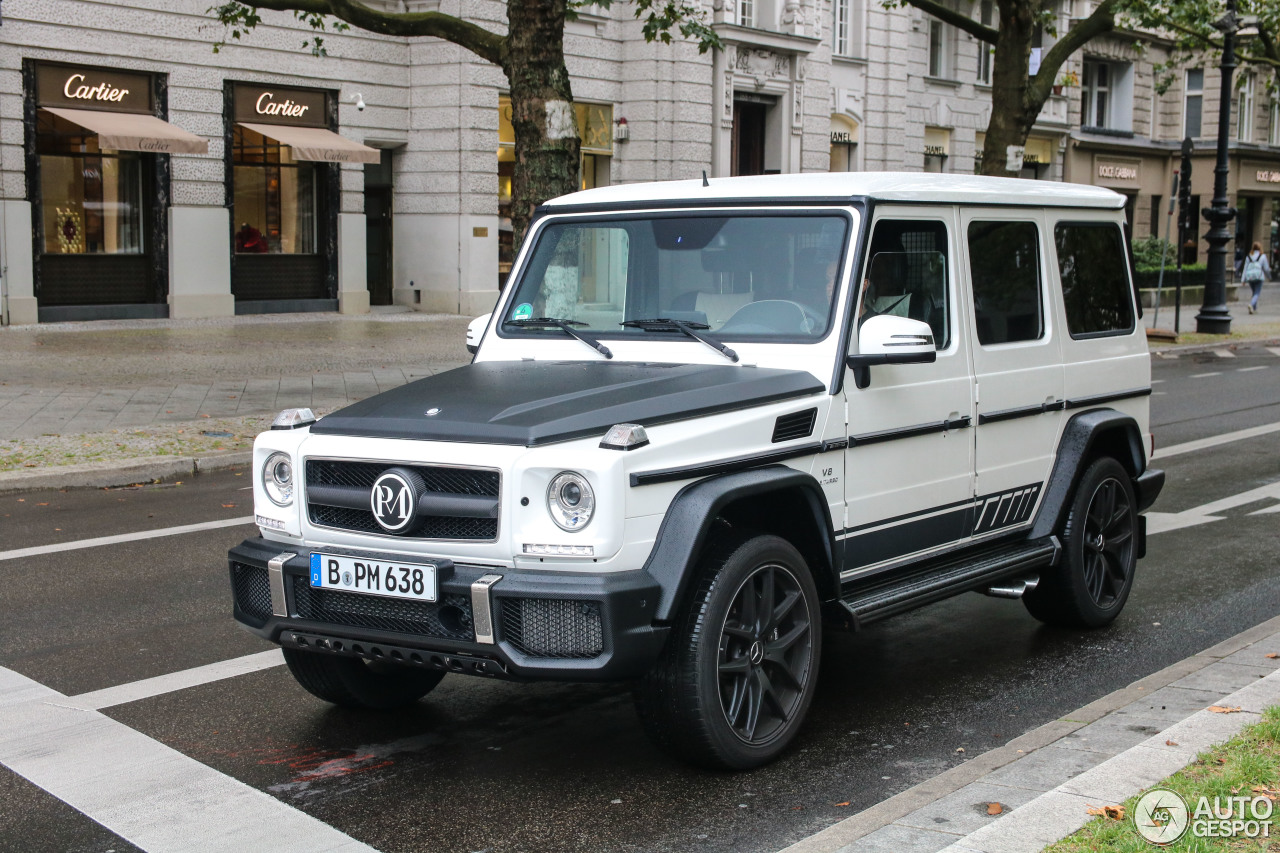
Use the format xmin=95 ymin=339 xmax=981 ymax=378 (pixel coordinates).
xmin=501 ymin=212 xmax=851 ymax=341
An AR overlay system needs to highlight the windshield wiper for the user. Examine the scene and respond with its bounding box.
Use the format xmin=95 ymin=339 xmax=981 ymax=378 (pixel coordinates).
xmin=621 ymin=318 xmax=739 ymax=363
xmin=508 ymin=317 xmax=613 ymax=359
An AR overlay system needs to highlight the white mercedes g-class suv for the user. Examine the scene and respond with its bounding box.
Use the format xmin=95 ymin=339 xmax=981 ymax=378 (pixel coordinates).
xmin=230 ymin=173 xmax=1163 ymax=769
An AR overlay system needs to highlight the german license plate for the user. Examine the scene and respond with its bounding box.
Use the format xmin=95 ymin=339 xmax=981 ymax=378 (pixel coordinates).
xmin=309 ymin=553 xmax=438 ymax=602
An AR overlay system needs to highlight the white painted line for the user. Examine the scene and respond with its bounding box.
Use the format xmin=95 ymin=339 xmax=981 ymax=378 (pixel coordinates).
xmin=1238 ymin=365 xmax=1269 ymax=372
xmin=68 ymin=650 xmax=284 ymax=711
xmin=1151 ymin=379 xmax=1165 ymax=384
xmin=0 ymin=667 xmax=378 ymax=853
xmin=1214 ymin=348 xmax=1236 ymax=358
xmin=1190 ymin=371 xmax=1223 ymax=378
xmin=0 ymin=516 xmax=254 ymax=562
xmin=1155 ymin=420 xmax=1280 ymax=459
xmin=1268 ymin=347 xmax=1280 ymax=358
xmin=1145 ymin=478 xmax=1280 ymax=535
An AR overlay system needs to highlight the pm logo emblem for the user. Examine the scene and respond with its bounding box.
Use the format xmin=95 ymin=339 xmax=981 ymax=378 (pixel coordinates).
xmin=371 ymin=470 xmax=417 ymax=533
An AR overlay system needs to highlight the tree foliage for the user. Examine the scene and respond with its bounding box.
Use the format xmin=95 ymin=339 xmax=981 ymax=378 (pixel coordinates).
xmin=1121 ymin=0 xmax=1280 ymax=94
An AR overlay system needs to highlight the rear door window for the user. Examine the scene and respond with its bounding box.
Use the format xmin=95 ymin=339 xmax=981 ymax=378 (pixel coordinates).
xmin=967 ymin=221 xmax=1044 ymax=345
xmin=1054 ymin=222 xmax=1136 ymax=338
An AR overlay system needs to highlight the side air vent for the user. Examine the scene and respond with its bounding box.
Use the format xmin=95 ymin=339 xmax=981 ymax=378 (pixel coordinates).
xmin=772 ymin=408 xmax=818 ymax=443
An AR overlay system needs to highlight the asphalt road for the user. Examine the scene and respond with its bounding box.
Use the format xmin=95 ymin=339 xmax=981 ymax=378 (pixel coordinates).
xmin=2 ymin=343 xmax=1279 ymax=853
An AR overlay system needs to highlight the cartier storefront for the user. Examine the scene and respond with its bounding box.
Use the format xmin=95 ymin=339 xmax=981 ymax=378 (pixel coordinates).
xmin=24 ymin=60 xmax=207 ymax=321
xmin=226 ymin=82 xmax=378 ymax=312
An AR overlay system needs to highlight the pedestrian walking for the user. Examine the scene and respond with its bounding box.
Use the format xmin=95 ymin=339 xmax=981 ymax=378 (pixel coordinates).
xmin=1242 ymin=241 xmax=1270 ymax=314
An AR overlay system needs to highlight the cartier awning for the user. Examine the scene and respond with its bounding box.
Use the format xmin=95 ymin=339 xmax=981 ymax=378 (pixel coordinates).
xmin=42 ymin=107 xmax=208 ymax=154
xmin=238 ymin=122 xmax=380 ymax=164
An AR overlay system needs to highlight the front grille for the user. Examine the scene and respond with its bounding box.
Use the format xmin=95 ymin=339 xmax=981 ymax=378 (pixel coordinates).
xmin=501 ymin=598 xmax=603 ymax=659
xmin=292 ymin=576 xmax=474 ymax=641
xmin=232 ymin=561 xmax=272 ymax=627
xmin=305 ymin=459 xmax=499 ymax=540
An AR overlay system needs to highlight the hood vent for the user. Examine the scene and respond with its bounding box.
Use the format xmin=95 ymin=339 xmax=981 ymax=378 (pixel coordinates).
xmin=772 ymin=408 xmax=817 ymax=443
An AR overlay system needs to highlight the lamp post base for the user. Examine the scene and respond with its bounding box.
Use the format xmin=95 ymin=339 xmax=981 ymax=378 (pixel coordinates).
xmin=1195 ymin=307 xmax=1233 ymax=334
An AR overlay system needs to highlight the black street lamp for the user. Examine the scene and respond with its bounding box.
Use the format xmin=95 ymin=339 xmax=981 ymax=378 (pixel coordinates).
xmin=1197 ymin=0 xmax=1242 ymax=334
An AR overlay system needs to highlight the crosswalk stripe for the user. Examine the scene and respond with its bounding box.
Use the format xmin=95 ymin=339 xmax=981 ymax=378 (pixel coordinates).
xmin=1214 ymin=349 xmax=1236 ymax=358
xmin=0 ymin=666 xmax=378 ymax=853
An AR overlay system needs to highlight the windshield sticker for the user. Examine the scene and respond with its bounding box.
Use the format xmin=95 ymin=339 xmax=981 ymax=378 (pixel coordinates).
xmin=512 ymin=302 xmax=534 ymax=321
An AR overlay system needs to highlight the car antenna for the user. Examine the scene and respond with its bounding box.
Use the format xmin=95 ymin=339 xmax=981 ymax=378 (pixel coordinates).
xmin=702 ymin=170 xmax=709 ymax=187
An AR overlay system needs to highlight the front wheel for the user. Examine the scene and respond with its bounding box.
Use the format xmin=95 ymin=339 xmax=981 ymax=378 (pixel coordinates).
xmin=1024 ymin=456 xmax=1138 ymax=628
xmin=283 ymin=647 xmax=445 ymax=710
xmin=633 ymin=534 xmax=822 ymax=770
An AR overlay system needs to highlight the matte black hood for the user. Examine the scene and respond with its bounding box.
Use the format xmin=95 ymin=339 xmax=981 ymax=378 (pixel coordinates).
xmin=309 ymin=361 xmax=824 ymax=446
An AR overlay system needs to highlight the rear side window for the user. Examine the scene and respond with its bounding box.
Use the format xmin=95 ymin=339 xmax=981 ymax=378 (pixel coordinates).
xmin=1054 ymin=222 xmax=1135 ymax=338
xmin=967 ymin=221 xmax=1044 ymax=345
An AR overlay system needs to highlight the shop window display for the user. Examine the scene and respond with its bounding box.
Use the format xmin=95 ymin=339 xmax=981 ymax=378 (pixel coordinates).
xmin=37 ymin=110 xmax=144 ymax=256
xmin=232 ymin=125 xmax=317 ymax=255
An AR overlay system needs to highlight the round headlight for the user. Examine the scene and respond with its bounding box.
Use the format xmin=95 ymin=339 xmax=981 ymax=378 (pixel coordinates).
xmin=547 ymin=471 xmax=594 ymax=531
xmin=262 ymin=451 xmax=294 ymax=507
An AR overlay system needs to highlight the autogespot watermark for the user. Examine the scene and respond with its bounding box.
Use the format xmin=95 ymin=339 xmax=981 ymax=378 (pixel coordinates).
xmin=1134 ymin=788 xmax=1274 ymax=844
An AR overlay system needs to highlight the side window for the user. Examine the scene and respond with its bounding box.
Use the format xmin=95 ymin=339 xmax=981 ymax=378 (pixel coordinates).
xmin=1055 ymin=222 xmax=1136 ymax=338
xmin=967 ymin=220 xmax=1044 ymax=345
xmin=861 ymin=219 xmax=950 ymax=350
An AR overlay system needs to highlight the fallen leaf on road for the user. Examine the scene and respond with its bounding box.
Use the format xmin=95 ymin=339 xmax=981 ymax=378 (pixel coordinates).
xmin=986 ymin=803 xmax=1003 ymax=815
xmin=36 ymin=503 xmax=48 ymax=506
xmin=955 ymin=747 xmax=965 ymax=753
xmin=1267 ymin=653 xmax=1279 ymax=659
xmin=834 ymin=802 xmax=850 ymax=807
xmin=1166 ymin=739 xmax=1179 ymax=746
xmin=222 ymin=504 xmax=236 ymax=508
xmin=1086 ymin=805 xmax=1125 ymax=820
xmin=1209 ymin=706 xmax=1243 ymax=714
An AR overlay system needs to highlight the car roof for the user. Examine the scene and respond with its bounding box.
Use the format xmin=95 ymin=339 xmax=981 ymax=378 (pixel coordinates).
xmin=543 ymin=171 xmax=1127 ymax=211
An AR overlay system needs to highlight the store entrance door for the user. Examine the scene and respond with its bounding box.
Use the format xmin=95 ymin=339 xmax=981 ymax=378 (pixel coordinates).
xmin=732 ymin=100 xmax=767 ymax=176
xmin=364 ymin=148 xmax=393 ymax=306
xmin=365 ymin=187 xmax=392 ymax=306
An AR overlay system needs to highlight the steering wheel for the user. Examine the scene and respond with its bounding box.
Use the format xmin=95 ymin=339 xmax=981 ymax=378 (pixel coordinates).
xmin=721 ymin=299 xmax=824 ymax=335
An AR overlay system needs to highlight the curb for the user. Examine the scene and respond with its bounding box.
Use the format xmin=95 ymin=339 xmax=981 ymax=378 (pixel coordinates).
xmin=1149 ymin=334 xmax=1280 ymax=357
xmin=779 ymin=611 xmax=1280 ymax=853
xmin=0 ymin=451 xmax=252 ymax=494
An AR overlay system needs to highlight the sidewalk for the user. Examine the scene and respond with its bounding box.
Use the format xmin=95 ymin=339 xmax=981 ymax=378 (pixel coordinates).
xmin=0 ymin=310 xmax=472 ymax=486
xmin=781 ymin=616 xmax=1280 ymax=853
xmin=1144 ymin=280 xmax=1280 ymax=344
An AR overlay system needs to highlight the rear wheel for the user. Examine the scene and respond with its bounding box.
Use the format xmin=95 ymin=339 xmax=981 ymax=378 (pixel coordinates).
xmin=633 ymin=534 xmax=821 ymax=770
xmin=1024 ymin=456 xmax=1137 ymax=628
xmin=283 ymin=647 xmax=445 ymax=710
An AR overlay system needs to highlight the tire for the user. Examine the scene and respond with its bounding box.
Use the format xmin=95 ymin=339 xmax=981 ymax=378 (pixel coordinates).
xmin=633 ymin=533 xmax=822 ymax=770
xmin=283 ymin=647 xmax=445 ymax=710
xmin=1024 ymin=456 xmax=1138 ymax=628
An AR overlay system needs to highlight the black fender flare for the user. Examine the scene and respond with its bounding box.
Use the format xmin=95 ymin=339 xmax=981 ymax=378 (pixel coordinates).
xmin=640 ymin=466 xmax=837 ymax=623
xmin=1029 ymin=408 xmax=1148 ymax=540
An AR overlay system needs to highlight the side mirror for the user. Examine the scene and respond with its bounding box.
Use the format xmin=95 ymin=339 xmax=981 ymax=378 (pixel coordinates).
xmin=466 ymin=313 xmax=491 ymax=355
xmin=846 ymin=315 xmax=937 ymax=389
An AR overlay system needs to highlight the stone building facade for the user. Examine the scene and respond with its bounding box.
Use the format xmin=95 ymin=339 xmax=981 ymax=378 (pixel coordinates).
xmin=1 ymin=0 xmax=1274 ymax=326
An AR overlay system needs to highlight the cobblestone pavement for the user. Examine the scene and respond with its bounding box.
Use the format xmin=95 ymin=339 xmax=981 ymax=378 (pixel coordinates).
xmin=0 ymin=311 xmax=473 ymax=439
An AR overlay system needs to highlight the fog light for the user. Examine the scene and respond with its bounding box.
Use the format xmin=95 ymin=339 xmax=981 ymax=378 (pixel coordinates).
xmin=255 ymin=514 xmax=287 ymax=531
xmin=523 ymin=543 xmax=595 ymax=556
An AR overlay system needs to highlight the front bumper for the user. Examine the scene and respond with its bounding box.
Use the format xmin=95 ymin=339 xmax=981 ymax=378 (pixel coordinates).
xmin=229 ymin=538 xmax=669 ymax=681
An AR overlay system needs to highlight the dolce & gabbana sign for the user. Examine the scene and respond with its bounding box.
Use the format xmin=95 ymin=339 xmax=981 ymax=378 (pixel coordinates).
xmin=1095 ymin=156 xmax=1141 ymax=185
xmin=36 ymin=63 xmax=152 ymax=114
xmin=1240 ymin=160 xmax=1280 ymax=190
xmin=233 ymin=84 xmax=327 ymax=128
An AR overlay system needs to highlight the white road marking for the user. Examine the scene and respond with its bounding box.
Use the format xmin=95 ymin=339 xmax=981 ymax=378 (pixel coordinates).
xmin=0 ymin=667 xmax=377 ymax=853
xmin=0 ymin=516 xmax=254 ymax=562
xmin=1145 ymin=479 xmax=1280 ymax=535
xmin=1268 ymin=347 xmax=1280 ymax=358
xmin=1155 ymin=420 xmax=1280 ymax=459
xmin=1151 ymin=379 xmax=1165 ymax=384
xmin=1190 ymin=371 xmax=1223 ymax=378
xmin=1238 ymin=365 xmax=1269 ymax=372
xmin=68 ymin=650 xmax=284 ymax=711
xmin=1214 ymin=349 xmax=1237 ymax=358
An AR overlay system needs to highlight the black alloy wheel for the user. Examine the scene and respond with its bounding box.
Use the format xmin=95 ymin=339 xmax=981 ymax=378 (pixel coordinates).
xmin=717 ymin=563 xmax=814 ymax=745
xmin=1079 ymin=473 xmax=1135 ymax=609
xmin=1024 ymin=456 xmax=1139 ymax=629
xmin=633 ymin=533 xmax=822 ymax=770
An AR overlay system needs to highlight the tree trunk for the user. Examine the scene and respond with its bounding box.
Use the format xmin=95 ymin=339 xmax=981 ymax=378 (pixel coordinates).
xmin=979 ymin=1 xmax=1040 ymax=177
xmin=505 ymin=0 xmax=580 ymax=254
